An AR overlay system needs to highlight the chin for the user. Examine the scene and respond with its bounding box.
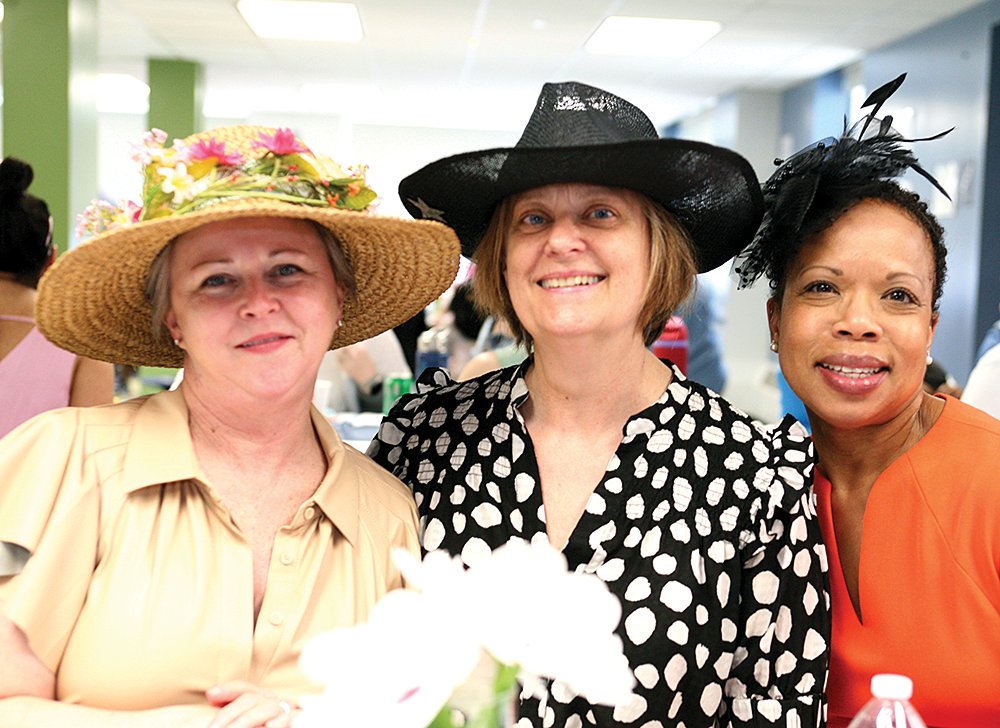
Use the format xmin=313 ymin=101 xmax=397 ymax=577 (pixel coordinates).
xmin=811 ymin=402 xmax=896 ymax=432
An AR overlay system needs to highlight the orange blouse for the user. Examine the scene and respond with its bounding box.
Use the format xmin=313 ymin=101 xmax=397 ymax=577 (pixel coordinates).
xmin=815 ymin=396 xmax=1000 ymax=727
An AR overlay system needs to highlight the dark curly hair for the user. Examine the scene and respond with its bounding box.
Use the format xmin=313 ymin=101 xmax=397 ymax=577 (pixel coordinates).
xmin=735 ymin=74 xmax=951 ymax=311
xmin=765 ymin=180 xmax=947 ymax=310
xmin=0 ymin=157 xmax=53 ymax=288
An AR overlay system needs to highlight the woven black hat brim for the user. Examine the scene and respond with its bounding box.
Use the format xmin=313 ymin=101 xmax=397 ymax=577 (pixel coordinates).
xmin=399 ymin=138 xmax=764 ymax=272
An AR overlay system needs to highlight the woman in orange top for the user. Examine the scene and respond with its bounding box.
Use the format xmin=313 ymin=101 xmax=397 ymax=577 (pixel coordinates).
xmin=736 ymin=74 xmax=1000 ymax=727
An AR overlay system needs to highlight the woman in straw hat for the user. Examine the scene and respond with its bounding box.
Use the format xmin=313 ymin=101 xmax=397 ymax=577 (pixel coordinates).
xmin=0 ymin=156 xmax=113 ymax=438
xmin=0 ymin=125 xmax=458 ymax=725
xmin=369 ymin=81 xmax=829 ymax=727
xmin=737 ymin=73 xmax=1000 ymax=727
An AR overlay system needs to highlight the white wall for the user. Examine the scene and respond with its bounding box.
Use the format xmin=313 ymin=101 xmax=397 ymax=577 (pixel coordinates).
xmin=675 ymin=91 xmax=784 ymax=423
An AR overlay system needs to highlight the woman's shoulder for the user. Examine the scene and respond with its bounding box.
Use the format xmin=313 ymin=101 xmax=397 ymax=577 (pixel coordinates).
xmin=341 ymin=443 xmax=418 ymax=516
xmin=1 ymin=397 xmax=143 ymax=443
xmin=909 ymin=396 xmax=1000 ymax=497
xmin=672 ymin=374 xmax=811 ymax=450
xmin=660 ymin=376 xmax=814 ymax=501
xmin=936 ymin=394 xmax=1000 ymax=440
xmin=390 ymin=365 xmax=517 ymax=422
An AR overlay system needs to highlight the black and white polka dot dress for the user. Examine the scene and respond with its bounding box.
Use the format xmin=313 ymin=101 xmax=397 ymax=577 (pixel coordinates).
xmin=369 ymin=360 xmax=830 ymax=728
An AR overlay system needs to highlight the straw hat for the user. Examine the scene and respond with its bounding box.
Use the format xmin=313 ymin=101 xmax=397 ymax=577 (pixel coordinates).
xmin=37 ymin=125 xmax=460 ymax=367
xmin=398 ymin=81 xmax=763 ymax=273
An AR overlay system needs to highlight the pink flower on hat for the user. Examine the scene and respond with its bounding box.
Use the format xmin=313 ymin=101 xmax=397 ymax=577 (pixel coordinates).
xmin=254 ymin=127 xmax=309 ymax=155
xmin=187 ymin=137 xmax=244 ymax=167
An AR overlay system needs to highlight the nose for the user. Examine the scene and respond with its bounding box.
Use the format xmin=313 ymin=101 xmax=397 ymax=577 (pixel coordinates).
xmin=543 ymin=214 xmax=585 ymax=256
xmin=834 ymin=294 xmax=882 ymax=340
xmin=239 ymin=278 xmax=279 ymax=318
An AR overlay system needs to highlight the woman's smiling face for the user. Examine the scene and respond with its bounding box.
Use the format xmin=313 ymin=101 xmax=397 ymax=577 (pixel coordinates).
xmin=769 ymin=198 xmax=938 ymax=431
xmin=502 ymin=183 xmax=651 ymax=348
xmin=165 ymin=216 xmax=343 ymax=401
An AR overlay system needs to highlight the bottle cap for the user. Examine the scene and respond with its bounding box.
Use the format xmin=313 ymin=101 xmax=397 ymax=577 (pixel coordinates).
xmin=870 ymin=674 xmax=913 ymax=700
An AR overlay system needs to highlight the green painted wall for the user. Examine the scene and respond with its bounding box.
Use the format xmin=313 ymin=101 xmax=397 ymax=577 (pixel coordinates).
xmin=2 ymin=0 xmax=97 ymax=251
xmin=148 ymin=58 xmax=204 ymax=142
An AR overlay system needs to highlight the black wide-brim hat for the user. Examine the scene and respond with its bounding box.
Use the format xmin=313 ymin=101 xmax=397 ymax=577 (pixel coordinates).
xmin=399 ymin=81 xmax=764 ymax=272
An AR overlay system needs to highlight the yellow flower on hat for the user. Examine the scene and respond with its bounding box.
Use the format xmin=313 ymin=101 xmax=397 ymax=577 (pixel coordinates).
xmin=157 ymin=161 xmax=200 ymax=203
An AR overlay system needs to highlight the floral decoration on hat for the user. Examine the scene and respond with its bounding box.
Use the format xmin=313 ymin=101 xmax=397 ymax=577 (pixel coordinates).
xmin=76 ymin=127 xmax=377 ymax=240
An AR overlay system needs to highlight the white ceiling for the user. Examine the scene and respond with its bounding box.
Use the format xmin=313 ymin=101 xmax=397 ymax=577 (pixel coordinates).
xmin=100 ymin=0 xmax=989 ymax=131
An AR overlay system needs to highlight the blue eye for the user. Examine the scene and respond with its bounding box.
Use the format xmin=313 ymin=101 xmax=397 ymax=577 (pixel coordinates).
xmin=275 ymin=263 xmax=302 ymax=277
xmin=522 ymin=213 xmax=546 ymax=226
xmin=201 ymin=274 xmax=229 ymax=288
xmin=591 ymin=207 xmax=615 ymax=220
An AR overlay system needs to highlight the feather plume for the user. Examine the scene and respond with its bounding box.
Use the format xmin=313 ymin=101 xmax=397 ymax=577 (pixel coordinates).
xmin=734 ymin=73 xmax=953 ymax=289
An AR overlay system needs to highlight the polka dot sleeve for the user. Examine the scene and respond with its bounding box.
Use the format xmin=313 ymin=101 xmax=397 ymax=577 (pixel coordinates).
xmin=722 ymin=416 xmax=829 ymax=727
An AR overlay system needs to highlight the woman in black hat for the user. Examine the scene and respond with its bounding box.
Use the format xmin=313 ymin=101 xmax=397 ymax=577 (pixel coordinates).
xmin=369 ymin=81 xmax=829 ymax=727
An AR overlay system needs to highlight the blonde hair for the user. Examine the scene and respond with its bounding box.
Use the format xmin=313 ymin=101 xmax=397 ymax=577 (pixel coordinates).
xmin=472 ymin=192 xmax=697 ymax=348
xmin=146 ymin=220 xmax=356 ymax=344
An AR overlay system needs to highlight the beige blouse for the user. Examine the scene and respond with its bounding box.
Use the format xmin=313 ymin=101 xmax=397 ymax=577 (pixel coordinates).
xmin=0 ymin=388 xmax=419 ymax=709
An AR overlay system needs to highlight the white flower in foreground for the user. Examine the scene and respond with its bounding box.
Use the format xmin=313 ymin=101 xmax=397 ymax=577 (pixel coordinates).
xmin=463 ymin=539 xmax=635 ymax=706
xmin=297 ymin=538 xmax=635 ymax=728
xmin=397 ymin=539 xmax=636 ymax=707
xmin=297 ymin=589 xmax=479 ymax=728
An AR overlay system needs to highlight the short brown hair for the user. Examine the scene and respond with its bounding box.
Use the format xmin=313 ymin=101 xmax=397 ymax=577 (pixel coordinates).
xmin=472 ymin=192 xmax=697 ymax=348
xmin=145 ymin=219 xmax=356 ymax=344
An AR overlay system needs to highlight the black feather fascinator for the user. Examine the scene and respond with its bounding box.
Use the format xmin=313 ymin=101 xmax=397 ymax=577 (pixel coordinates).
xmin=734 ymin=73 xmax=953 ymax=289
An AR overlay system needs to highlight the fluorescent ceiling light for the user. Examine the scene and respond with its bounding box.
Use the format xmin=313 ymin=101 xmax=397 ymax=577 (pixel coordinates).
xmin=586 ymin=16 xmax=720 ymax=58
xmin=97 ymin=73 xmax=149 ymax=114
xmin=237 ymin=0 xmax=362 ymax=42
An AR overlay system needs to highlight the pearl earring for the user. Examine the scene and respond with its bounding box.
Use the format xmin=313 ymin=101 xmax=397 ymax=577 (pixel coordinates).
xmin=926 ymin=352 xmax=934 ymax=366
xmin=769 ymin=340 xmax=778 ymax=353
xmin=173 ymin=338 xmax=181 ymax=347
xmin=337 ymin=319 xmax=344 ymax=328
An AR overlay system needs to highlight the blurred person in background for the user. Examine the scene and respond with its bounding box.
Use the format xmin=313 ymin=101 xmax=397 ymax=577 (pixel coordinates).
xmin=0 ymin=157 xmax=113 ymax=438
xmin=961 ymin=338 xmax=1000 ymax=419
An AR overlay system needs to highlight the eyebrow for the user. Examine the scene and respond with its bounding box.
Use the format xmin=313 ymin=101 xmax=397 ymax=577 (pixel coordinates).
xmin=797 ymin=265 xmax=927 ymax=285
xmin=189 ymin=248 xmax=308 ymax=268
xmin=797 ymin=264 xmax=842 ymax=277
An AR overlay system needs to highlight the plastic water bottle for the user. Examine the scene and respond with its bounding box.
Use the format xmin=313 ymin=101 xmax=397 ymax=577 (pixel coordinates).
xmin=847 ymin=674 xmax=927 ymax=728
xmin=652 ymin=316 xmax=689 ymax=374
xmin=414 ymin=327 xmax=449 ymax=377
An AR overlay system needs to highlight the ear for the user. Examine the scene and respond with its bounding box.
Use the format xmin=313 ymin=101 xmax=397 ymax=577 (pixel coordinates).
xmin=164 ymin=309 xmax=182 ymax=342
xmin=928 ymin=310 xmax=939 ymax=347
xmin=766 ymin=297 xmax=781 ymax=342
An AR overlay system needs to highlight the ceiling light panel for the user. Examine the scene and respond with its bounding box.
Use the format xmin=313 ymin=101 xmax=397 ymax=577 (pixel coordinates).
xmin=585 ymin=16 xmax=721 ymax=58
xmin=237 ymin=0 xmax=363 ymax=42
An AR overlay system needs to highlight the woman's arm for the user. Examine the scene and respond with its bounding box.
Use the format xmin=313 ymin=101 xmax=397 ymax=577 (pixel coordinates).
xmin=69 ymin=356 xmax=115 ymax=407
xmin=723 ymin=420 xmax=830 ymax=727
xmin=0 ymin=698 xmax=218 ymax=728
xmin=0 ymin=685 xmax=297 ymax=728
xmin=0 ymin=609 xmax=54 ymax=700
